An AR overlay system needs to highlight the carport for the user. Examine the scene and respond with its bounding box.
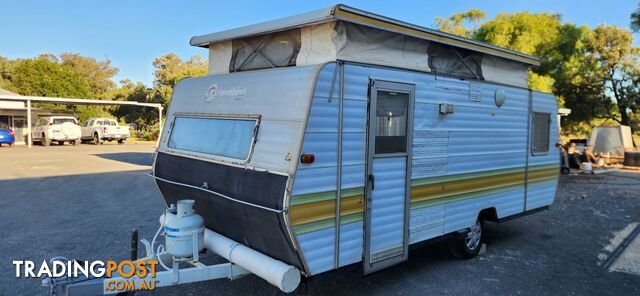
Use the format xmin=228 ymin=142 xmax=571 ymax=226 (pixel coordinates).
xmin=0 ymin=94 xmax=162 ymax=148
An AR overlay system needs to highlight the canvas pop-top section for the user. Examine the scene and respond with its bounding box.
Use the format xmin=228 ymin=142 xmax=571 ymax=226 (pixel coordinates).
xmin=191 ymin=5 xmax=539 ymax=88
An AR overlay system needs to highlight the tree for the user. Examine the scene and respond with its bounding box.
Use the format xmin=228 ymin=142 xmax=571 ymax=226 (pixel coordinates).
xmin=436 ymin=10 xmax=564 ymax=92
xmin=542 ymin=24 xmax=603 ymax=124
xmin=436 ymin=9 xmax=640 ymax=132
xmin=435 ymin=9 xmax=486 ymax=38
xmin=473 ymin=12 xmax=568 ymax=93
xmin=631 ymin=3 xmax=640 ymax=32
xmin=0 ymin=56 xmax=15 ymax=89
xmin=475 ymin=12 xmax=562 ymax=56
xmin=151 ymin=53 xmax=207 ymax=107
xmin=59 ymin=53 xmax=118 ymax=98
xmin=111 ymin=79 xmax=159 ymax=126
xmin=8 ymin=58 xmax=92 ymax=98
xmin=4 ymin=54 xmax=120 ymax=122
xmin=584 ymin=25 xmax=640 ymax=126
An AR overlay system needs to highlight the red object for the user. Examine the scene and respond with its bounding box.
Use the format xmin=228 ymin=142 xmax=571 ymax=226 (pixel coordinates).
xmin=8 ymin=129 xmax=14 ymax=135
xmin=300 ymin=153 xmax=315 ymax=164
xmin=48 ymin=122 xmax=53 ymax=126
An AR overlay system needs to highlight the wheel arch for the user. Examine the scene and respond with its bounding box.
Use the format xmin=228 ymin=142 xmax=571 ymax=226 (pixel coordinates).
xmin=478 ymin=207 xmax=498 ymax=223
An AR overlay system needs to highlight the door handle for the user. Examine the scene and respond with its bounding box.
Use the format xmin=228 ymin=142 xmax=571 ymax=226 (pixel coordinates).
xmin=368 ymin=174 xmax=375 ymax=191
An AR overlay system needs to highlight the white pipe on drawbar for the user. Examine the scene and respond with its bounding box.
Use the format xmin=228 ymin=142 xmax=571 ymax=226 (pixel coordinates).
xmin=203 ymin=228 xmax=301 ymax=293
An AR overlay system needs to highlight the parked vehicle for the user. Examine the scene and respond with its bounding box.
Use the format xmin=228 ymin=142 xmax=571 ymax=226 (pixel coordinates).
xmin=0 ymin=123 xmax=15 ymax=147
xmin=81 ymin=118 xmax=130 ymax=145
xmin=31 ymin=116 xmax=81 ymax=146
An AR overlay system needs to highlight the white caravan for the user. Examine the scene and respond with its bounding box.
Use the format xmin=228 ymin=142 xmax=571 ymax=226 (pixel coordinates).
xmin=46 ymin=4 xmax=560 ymax=294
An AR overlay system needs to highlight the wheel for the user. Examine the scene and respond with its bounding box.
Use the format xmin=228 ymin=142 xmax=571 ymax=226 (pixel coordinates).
xmin=117 ymin=139 xmax=125 ymax=145
xmin=72 ymin=140 xmax=80 ymax=146
xmin=42 ymin=133 xmax=49 ymax=147
xmin=58 ymin=141 xmax=65 ymax=146
xmin=560 ymin=167 xmax=570 ymax=175
xmin=93 ymin=133 xmax=102 ymax=145
xmin=448 ymin=218 xmax=484 ymax=259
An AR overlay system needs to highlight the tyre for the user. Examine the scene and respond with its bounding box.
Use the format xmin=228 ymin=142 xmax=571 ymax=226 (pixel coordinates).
xmin=58 ymin=141 xmax=65 ymax=146
xmin=448 ymin=218 xmax=484 ymax=259
xmin=117 ymin=139 xmax=125 ymax=145
xmin=93 ymin=133 xmax=101 ymax=145
xmin=42 ymin=133 xmax=49 ymax=147
xmin=560 ymin=167 xmax=570 ymax=175
xmin=72 ymin=140 xmax=80 ymax=146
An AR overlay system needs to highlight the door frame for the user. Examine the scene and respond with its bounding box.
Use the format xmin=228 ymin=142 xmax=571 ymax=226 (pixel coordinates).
xmin=363 ymin=79 xmax=415 ymax=274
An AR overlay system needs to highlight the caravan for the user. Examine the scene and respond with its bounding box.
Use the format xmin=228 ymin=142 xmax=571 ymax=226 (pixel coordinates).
xmin=156 ymin=4 xmax=559 ymax=277
xmin=47 ymin=4 xmax=561 ymax=294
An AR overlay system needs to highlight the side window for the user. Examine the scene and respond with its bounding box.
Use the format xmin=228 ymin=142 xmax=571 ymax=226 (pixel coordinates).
xmin=531 ymin=112 xmax=550 ymax=155
xmin=375 ymin=90 xmax=409 ymax=154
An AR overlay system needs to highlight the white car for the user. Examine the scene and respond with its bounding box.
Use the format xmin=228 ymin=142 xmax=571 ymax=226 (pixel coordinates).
xmin=32 ymin=116 xmax=82 ymax=146
xmin=81 ymin=118 xmax=130 ymax=145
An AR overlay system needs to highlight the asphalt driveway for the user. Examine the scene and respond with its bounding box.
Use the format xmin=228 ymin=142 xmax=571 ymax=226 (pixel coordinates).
xmin=0 ymin=144 xmax=638 ymax=295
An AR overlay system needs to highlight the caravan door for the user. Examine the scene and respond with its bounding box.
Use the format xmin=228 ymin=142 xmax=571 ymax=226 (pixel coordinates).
xmin=363 ymin=80 xmax=414 ymax=274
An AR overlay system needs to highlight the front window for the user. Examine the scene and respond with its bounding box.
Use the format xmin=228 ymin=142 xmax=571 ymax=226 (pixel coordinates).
xmin=168 ymin=116 xmax=258 ymax=161
xmin=53 ymin=118 xmax=76 ymax=124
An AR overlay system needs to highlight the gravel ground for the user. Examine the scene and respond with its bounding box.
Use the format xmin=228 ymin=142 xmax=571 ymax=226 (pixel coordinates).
xmin=0 ymin=145 xmax=638 ymax=295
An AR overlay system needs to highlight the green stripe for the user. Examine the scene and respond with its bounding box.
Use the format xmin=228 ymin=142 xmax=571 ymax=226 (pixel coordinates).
xmin=411 ymin=166 xmax=525 ymax=187
xmin=340 ymin=212 xmax=364 ymax=225
xmin=290 ymin=187 xmax=364 ymax=206
xmin=342 ymin=187 xmax=364 ymax=197
xmin=410 ymin=174 xmax=557 ymax=209
xmin=410 ymin=183 xmax=523 ymax=209
xmin=293 ymin=218 xmax=335 ymax=234
xmin=291 ymin=165 xmax=558 ymax=234
xmin=293 ymin=213 xmax=365 ymax=235
xmin=290 ymin=191 xmax=336 ymax=206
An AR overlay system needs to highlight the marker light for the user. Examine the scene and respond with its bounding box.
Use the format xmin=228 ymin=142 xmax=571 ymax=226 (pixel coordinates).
xmin=300 ymin=153 xmax=315 ymax=164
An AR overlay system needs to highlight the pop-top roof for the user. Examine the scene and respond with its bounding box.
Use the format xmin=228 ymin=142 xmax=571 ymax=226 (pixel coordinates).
xmin=190 ymin=4 xmax=540 ymax=66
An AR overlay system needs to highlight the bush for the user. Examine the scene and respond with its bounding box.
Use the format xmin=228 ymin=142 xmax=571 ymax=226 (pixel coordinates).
xmin=135 ymin=125 xmax=159 ymax=141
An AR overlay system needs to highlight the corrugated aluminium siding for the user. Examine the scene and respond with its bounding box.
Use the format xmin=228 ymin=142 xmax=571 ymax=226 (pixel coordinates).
xmin=290 ymin=62 xmax=559 ymax=275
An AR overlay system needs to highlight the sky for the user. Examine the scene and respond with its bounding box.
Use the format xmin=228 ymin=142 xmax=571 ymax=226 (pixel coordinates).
xmin=1 ymin=0 xmax=637 ymax=85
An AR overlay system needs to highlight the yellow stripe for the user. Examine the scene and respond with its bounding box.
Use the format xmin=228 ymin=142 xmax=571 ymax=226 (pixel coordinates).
xmin=410 ymin=171 xmax=525 ymax=203
xmin=290 ymin=166 xmax=558 ymax=228
xmin=290 ymin=194 xmax=364 ymax=226
xmin=333 ymin=8 xmax=540 ymax=66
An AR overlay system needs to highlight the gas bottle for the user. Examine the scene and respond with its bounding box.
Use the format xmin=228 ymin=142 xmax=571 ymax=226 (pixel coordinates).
xmin=163 ymin=200 xmax=205 ymax=258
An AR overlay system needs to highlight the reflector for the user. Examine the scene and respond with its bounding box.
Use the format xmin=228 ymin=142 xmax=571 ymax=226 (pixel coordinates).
xmin=300 ymin=154 xmax=315 ymax=164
